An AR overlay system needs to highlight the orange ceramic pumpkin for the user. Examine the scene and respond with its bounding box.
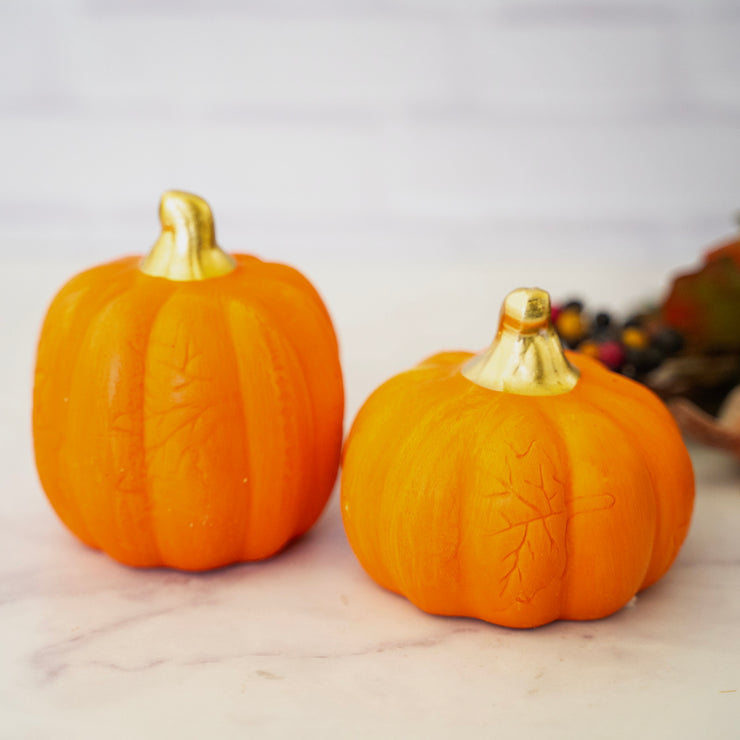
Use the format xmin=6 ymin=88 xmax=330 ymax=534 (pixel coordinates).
xmin=341 ymin=288 xmax=694 ymax=628
xmin=34 ymin=191 xmax=344 ymax=570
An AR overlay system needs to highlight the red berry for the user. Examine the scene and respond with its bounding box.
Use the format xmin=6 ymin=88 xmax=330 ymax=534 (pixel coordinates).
xmin=598 ymin=340 xmax=625 ymax=370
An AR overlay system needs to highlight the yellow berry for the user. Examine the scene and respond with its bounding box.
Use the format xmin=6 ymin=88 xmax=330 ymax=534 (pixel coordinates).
xmin=556 ymin=309 xmax=586 ymax=343
xmin=622 ymin=326 xmax=649 ymax=349
xmin=577 ymin=340 xmax=600 ymax=359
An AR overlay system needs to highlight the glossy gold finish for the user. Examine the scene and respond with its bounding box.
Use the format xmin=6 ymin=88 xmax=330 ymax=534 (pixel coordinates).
xmin=462 ymin=287 xmax=580 ymax=396
xmin=139 ymin=191 xmax=237 ymax=281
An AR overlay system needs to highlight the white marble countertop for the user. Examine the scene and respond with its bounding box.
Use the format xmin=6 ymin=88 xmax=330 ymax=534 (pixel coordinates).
xmin=3 ymin=258 xmax=740 ymax=739
xmin=4 ymin=1 xmax=740 ymax=733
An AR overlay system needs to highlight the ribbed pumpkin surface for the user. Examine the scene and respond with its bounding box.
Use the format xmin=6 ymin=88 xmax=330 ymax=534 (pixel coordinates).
xmin=34 ymin=255 xmax=343 ymax=570
xmin=341 ymin=351 xmax=693 ymax=628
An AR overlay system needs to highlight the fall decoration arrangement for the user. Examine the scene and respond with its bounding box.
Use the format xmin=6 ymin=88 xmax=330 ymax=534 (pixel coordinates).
xmin=33 ymin=191 xmax=344 ymax=570
xmin=660 ymin=224 xmax=740 ymax=457
xmin=552 ymin=218 xmax=740 ymax=460
xmin=341 ymin=288 xmax=695 ymax=628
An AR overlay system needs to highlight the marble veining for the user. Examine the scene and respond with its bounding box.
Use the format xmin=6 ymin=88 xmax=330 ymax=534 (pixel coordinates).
xmin=3 ymin=460 xmax=740 ymax=739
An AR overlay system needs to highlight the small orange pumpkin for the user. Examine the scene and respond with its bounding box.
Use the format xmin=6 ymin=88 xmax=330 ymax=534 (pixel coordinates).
xmin=33 ymin=191 xmax=344 ymax=571
xmin=341 ymin=288 xmax=694 ymax=628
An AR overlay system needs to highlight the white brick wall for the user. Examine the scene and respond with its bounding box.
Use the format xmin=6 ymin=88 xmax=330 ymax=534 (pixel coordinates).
xmin=1 ymin=0 xmax=739 ymax=292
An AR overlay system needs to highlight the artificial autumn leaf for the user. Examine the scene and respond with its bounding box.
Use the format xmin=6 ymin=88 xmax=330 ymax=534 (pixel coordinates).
xmin=662 ymin=234 xmax=740 ymax=352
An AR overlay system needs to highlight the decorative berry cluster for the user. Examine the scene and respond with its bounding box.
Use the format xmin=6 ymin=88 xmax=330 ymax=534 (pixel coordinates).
xmin=551 ymin=300 xmax=685 ymax=379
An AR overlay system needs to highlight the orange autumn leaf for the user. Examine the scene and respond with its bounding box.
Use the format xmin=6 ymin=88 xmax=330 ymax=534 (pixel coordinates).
xmin=663 ymin=234 xmax=740 ymax=351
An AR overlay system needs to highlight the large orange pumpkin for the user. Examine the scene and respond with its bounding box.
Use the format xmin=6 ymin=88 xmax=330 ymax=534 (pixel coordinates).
xmin=341 ymin=288 xmax=694 ymax=628
xmin=33 ymin=191 xmax=344 ymax=570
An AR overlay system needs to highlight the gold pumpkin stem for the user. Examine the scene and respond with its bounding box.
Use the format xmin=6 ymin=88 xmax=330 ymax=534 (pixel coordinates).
xmin=139 ymin=191 xmax=237 ymax=281
xmin=461 ymin=287 xmax=580 ymax=396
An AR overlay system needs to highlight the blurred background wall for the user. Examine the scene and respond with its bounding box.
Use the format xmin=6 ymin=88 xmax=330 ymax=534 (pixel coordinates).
xmin=2 ymin=0 xmax=740 ymax=396
xmin=2 ymin=1 xmax=739 ymax=264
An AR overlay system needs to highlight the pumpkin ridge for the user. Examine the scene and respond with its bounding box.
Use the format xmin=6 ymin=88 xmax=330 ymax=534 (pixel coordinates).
xmin=55 ymin=260 xmax=144 ymax=549
xmin=141 ymin=285 xmax=189 ymax=567
xmin=226 ymin=291 xmax=309 ymax=558
xmin=250 ymin=307 xmax=301 ymax=551
xmin=142 ymin=285 xmax=244 ymax=567
xmin=344 ymin=365 xmax=453 ymax=595
xmin=575 ymin=381 xmax=659 ymax=590
xmin=34 ymin=258 xmax=140 ymax=547
xmin=98 ymin=274 xmax=177 ymax=565
xmin=526 ymin=396 xmax=586 ymax=623
xmin=252 ymin=258 xmax=336 ymax=332
xmin=383 ymin=374 xmax=562 ymax=622
xmin=542 ymin=383 xmax=657 ymax=620
xmin=269 ymin=323 xmax=322 ymax=537
xmin=222 ymin=295 xmax=257 ymax=562
xmin=64 ymin=273 xmax=176 ymax=564
xmin=425 ymin=380 xmax=486 ymax=616
xmin=379 ymin=373 xmax=471 ymax=610
xmin=466 ymin=393 xmax=568 ymax=625
xmin=578 ymin=388 xmax=658 ymax=592
xmin=245 ymin=258 xmax=340 ymax=359
xmin=233 ymin=284 xmax=324 ymax=537
xmin=570 ymin=367 xmax=693 ymax=589
xmin=225 ymin=294 xmax=304 ymax=558
xmin=137 ymin=279 xmax=187 ymax=565
xmin=230 ymin=266 xmax=343 ymax=531
xmin=143 ymin=280 xmax=223 ymax=567
xmin=213 ymin=291 xmax=254 ymax=563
